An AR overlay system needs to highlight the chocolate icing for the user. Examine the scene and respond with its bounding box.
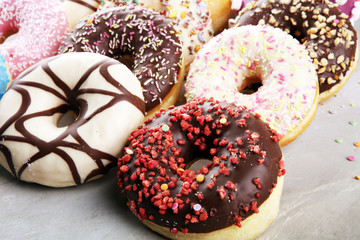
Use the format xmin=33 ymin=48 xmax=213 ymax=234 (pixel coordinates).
xmin=66 ymin=0 xmax=99 ymax=11
xmin=118 ymin=98 xmax=284 ymax=233
xmin=234 ymin=0 xmax=358 ymax=94
xmin=0 ymin=55 xmax=145 ymax=185
xmin=59 ymin=6 xmax=183 ymax=112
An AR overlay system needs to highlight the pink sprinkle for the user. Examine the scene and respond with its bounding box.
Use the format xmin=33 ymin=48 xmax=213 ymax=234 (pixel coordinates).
xmin=172 ymin=203 xmax=178 ymax=210
xmin=334 ymin=19 xmax=340 ymax=24
xmin=347 ymin=156 xmax=355 ymax=161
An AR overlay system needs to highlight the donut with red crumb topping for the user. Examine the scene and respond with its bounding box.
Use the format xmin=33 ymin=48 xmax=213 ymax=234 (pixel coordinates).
xmin=118 ymin=98 xmax=285 ymax=240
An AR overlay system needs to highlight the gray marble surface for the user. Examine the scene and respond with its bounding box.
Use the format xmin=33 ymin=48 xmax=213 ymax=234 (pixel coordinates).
xmin=1 ymin=19 xmax=359 ymax=240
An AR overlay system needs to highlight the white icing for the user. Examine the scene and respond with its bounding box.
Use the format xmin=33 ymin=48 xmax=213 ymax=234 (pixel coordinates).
xmin=185 ymin=25 xmax=318 ymax=138
xmin=0 ymin=52 xmax=145 ymax=187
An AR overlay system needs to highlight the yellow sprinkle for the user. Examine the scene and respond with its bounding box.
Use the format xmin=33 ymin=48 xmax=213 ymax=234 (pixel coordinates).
xmin=355 ymin=176 xmax=360 ymax=180
xmin=161 ymin=183 xmax=168 ymax=191
xmin=220 ymin=118 xmax=227 ymax=124
xmin=168 ymin=9 xmax=177 ymax=19
xmin=195 ymin=45 xmax=201 ymax=52
xmin=177 ymin=168 xmax=184 ymax=172
xmin=354 ymin=142 xmax=360 ymax=147
xmin=196 ymin=174 xmax=205 ymax=183
xmin=87 ymin=17 xmax=93 ymax=25
xmin=181 ymin=10 xmax=186 ymax=19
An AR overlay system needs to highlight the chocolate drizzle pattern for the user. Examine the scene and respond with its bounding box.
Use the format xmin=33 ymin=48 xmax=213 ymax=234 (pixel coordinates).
xmin=118 ymin=98 xmax=285 ymax=233
xmin=233 ymin=0 xmax=358 ymax=94
xmin=0 ymin=54 xmax=145 ymax=186
xmin=59 ymin=5 xmax=183 ymax=112
xmin=66 ymin=0 xmax=100 ymax=11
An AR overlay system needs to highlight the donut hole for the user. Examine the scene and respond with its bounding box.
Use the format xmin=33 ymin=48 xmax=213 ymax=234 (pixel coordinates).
xmin=0 ymin=30 xmax=18 ymax=44
xmin=116 ymin=55 xmax=134 ymax=70
xmin=239 ymin=75 xmax=263 ymax=95
xmin=186 ymin=158 xmax=213 ymax=172
xmin=57 ymin=109 xmax=78 ymax=127
xmin=289 ymin=28 xmax=307 ymax=43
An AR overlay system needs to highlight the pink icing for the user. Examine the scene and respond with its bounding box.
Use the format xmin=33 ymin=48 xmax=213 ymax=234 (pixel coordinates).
xmin=0 ymin=0 xmax=69 ymax=80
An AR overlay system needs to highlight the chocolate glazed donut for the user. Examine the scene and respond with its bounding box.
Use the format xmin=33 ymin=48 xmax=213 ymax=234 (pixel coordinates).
xmin=233 ymin=0 xmax=358 ymax=101
xmin=118 ymin=98 xmax=285 ymax=235
xmin=0 ymin=52 xmax=145 ymax=187
xmin=59 ymin=5 xmax=184 ymax=114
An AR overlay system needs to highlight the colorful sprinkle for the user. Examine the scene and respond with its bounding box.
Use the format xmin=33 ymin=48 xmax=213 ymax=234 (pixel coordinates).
xmin=125 ymin=148 xmax=134 ymax=155
xmin=161 ymin=183 xmax=168 ymax=191
xmin=354 ymin=142 xmax=360 ymax=147
xmin=349 ymin=121 xmax=357 ymax=126
xmin=196 ymin=174 xmax=205 ymax=183
xmin=171 ymin=203 xmax=179 ymax=210
xmin=220 ymin=118 xmax=227 ymax=124
xmin=347 ymin=156 xmax=355 ymax=161
xmin=193 ymin=204 xmax=202 ymax=211
xmin=162 ymin=124 xmax=170 ymax=132
xmin=355 ymin=176 xmax=360 ymax=180
xmin=335 ymin=139 xmax=343 ymax=143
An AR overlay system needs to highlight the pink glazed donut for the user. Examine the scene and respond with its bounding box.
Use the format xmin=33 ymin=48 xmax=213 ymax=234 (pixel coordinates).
xmin=0 ymin=0 xmax=69 ymax=80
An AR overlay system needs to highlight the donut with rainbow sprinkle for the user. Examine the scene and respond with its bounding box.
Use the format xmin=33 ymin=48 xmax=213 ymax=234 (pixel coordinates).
xmin=185 ymin=25 xmax=319 ymax=146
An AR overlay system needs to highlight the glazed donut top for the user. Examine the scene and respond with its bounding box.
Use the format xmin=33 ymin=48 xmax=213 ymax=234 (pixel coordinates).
xmin=59 ymin=5 xmax=183 ymax=113
xmin=233 ymin=0 xmax=358 ymax=95
xmin=118 ymin=98 xmax=285 ymax=233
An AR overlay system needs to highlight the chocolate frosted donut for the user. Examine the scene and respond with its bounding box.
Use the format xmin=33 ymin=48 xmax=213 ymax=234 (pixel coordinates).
xmin=118 ymin=98 xmax=285 ymax=239
xmin=59 ymin=5 xmax=185 ymax=115
xmin=233 ymin=0 xmax=358 ymax=102
xmin=0 ymin=52 xmax=145 ymax=187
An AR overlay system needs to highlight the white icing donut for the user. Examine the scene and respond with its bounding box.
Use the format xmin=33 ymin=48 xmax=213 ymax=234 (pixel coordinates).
xmin=185 ymin=25 xmax=319 ymax=146
xmin=0 ymin=52 xmax=145 ymax=187
xmin=63 ymin=0 xmax=100 ymax=30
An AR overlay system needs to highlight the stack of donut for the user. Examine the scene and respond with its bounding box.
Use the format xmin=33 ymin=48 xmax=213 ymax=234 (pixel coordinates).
xmin=0 ymin=0 xmax=358 ymax=239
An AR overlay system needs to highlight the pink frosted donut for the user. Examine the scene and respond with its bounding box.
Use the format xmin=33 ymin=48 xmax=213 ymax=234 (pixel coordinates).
xmin=0 ymin=0 xmax=69 ymax=80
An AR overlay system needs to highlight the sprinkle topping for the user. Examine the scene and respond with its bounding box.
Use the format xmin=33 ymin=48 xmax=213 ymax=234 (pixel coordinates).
xmin=59 ymin=6 xmax=183 ymax=112
xmin=185 ymin=25 xmax=318 ymax=138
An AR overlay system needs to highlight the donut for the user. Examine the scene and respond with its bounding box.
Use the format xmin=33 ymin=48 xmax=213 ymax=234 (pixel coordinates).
xmin=185 ymin=25 xmax=319 ymax=146
xmin=59 ymin=5 xmax=185 ymax=117
xmin=202 ymin=0 xmax=233 ymax=33
xmin=0 ymin=52 xmax=145 ymax=187
xmin=0 ymin=55 xmax=11 ymax=99
xmin=0 ymin=0 xmax=69 ymax=80
xmin=118 ymin=98 xmax=285 ymax=239
xmin=63 ymin=0 xmax=101 ymax=30
xmin=100 ymin=0 xmax=214 ymax=67
xmin=232 ymin=0 xmax=358 ymax=102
